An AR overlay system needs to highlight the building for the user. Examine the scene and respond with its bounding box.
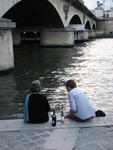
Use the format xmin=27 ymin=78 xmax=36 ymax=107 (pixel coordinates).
xmin=93 ymin=0 xmax=113 ymax=19
xmin=92 ymin=1 xmax=104 ymax=19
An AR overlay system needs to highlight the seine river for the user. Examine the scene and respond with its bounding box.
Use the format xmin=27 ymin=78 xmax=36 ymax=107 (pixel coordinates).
xmin=0 ymin=38 xmax=113 ymax=119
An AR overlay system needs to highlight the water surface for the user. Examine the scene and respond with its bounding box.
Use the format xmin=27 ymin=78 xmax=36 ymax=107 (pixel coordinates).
xmin=0 ymin=38 xmax=113 ymax=119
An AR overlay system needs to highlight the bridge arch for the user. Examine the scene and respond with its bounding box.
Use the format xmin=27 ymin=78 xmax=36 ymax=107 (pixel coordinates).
xmin=92 ymin=23 xmax=96 ymax=30
xmin=3 ymin=0 xmax=64 ymax=28
xmin=0 ymin=0 xmax=21 ymax=17
xmin=69 ymin=14 xmax=82 ymax=25
xmin=85 ymin=20 xmax=91 ymax=30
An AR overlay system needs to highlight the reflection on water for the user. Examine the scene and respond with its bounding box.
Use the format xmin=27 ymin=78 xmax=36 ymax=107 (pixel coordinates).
xmin=0 ymin=38 xmax=113 ymax=119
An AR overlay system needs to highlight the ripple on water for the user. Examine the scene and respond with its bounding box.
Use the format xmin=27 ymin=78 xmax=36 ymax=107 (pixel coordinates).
xmin=0 ymin=38 xmax=113 ymax=119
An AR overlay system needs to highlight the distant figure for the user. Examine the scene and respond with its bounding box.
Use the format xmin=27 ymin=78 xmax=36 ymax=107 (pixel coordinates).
xmin=65 ymin=80 xmax=96 ymax=122
xmin=24 ymin=80 xmax=50 ymax=123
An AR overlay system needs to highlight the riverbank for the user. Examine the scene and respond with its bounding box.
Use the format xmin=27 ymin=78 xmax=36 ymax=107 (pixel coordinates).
xmin=0 ymin=114 xmax=113 ymax=150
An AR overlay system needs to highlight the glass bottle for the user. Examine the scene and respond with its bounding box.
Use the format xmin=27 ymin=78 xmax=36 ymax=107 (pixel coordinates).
xmin=52 ymin=110 xmax=56 ymax=126
xmin=61 ymin=111 xmax=64 ymax=123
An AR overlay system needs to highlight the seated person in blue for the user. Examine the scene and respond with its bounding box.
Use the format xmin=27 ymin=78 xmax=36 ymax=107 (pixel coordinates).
xmin=65 ymin=80 xmax=96 ymax=122
xmin=24 ymin=80 xmax=50 ymax=123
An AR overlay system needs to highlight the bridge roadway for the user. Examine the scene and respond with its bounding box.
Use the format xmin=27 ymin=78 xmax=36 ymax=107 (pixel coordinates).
xmin=0 ymin=115 xmax=113 ymax=150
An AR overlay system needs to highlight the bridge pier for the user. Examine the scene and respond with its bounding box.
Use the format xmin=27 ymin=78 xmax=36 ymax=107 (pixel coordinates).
xmin=40 ymin=28 xmax=74 ymax=47
xmin=96 ymin=30 xmax=104 ymax=38
xmin=13 ymin=30 xmax=21 ymax=46
xmin=0 ymin=18 xmax=15 ymax=72
xmin=74 ymin=31 xmax=89 ymax=42
xmin=88 ymin=31 xmax=96 ymax=39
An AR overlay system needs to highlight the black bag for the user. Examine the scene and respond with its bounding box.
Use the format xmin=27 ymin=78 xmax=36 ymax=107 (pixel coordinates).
xmin=96 ymin=110 xmax=106 ymax=117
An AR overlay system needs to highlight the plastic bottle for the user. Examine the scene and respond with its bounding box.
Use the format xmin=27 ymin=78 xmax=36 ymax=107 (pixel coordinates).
xmin=52 ymin=110 xmax=56 ymax=126
xmin=61 ymin=111 xmax=64 ymax=123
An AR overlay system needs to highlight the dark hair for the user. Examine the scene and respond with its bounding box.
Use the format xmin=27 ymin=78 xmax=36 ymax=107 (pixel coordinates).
xmin=65 ymin=80 xmax=76 ymax=89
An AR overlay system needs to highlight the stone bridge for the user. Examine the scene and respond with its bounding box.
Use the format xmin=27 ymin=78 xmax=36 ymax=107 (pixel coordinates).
xmin=0 ymin=0 xmax=97 ymax=29
xmin=0 ymin=0 xmax=97 ymax=72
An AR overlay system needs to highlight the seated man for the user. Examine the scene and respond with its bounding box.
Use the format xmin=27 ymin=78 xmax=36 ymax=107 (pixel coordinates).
xmin=65 ymin=80 xmax=96 ymax=122
xmin=24 ymin=80 xmax=50 ymax=123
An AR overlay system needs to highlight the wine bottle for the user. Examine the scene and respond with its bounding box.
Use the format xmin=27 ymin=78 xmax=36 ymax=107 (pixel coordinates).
xmin=52 ymin=110 xmax=56 ymax=126
xmin=61 ymin=111 xmax=64 ymax=123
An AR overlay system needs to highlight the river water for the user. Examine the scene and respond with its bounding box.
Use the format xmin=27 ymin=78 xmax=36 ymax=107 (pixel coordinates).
xmin=0 ymin=38 xmax=113 ymax=119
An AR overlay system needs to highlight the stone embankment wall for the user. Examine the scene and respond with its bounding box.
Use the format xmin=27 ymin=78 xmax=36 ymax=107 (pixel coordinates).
xmin=97 ymin=19 xmax=113 ymax=37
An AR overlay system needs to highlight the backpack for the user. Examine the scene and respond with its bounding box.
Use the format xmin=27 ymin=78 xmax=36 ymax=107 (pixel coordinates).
xmin=96 ymin=110 xmax=106 ymax=117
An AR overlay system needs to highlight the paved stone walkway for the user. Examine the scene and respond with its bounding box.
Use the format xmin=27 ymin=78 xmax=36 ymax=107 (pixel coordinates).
xmin=0 ymin=115 xmax=113 ymax=150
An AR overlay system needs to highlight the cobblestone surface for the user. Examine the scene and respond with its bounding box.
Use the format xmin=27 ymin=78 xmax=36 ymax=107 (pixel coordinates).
xmin=0 ymin=115 xmax=113 ymax=150
xmin=0 ymin=129 xmax=54 ymax=150
xmin=75 ymin=126 xmax=113 ymax=150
